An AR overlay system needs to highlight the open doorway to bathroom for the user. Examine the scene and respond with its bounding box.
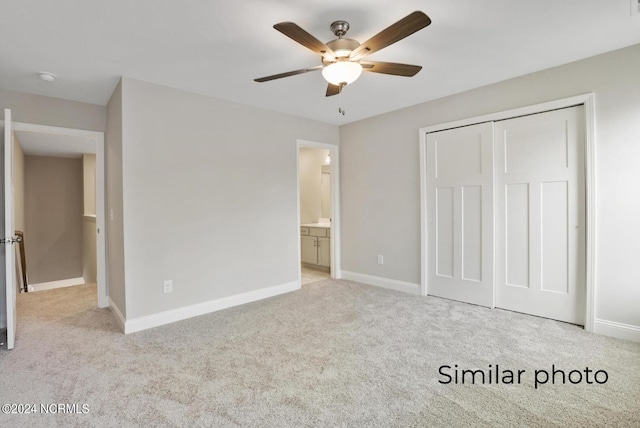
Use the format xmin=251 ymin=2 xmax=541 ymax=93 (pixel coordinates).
xmin=297 ymin=140 xmax=340 ymax=286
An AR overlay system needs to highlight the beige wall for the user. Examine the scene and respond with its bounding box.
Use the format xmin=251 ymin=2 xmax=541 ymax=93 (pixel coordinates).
xmin=299 ymin=148 xmax=329 ymax=224
xmin=83 ymin=154 xmax=96 ymax=215
xmin=25 ymin=156 xmax=84 ymax=283
xmin=339 ymin=43 xmax=640 ymax=329
xmin=13 ymin=135 xmax=26 ymax=292
xmin=0 ymin=88 xmax=106 ymax=131
xmin=106 ymin=80 xmax=127 ymax=316
xmin=13 ymin=134 xmax=25 ymax=232
xmin=82 ymin=217 xmax=97 ymax=284
xmin=82 ymin=154 xmax=97 ymax=284
xmin=115 ymin=77 xmax=338 ymax=319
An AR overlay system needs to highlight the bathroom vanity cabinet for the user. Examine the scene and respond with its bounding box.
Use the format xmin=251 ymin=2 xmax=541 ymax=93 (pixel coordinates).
xmin=300 ymin=225 xmax=330 ymax=268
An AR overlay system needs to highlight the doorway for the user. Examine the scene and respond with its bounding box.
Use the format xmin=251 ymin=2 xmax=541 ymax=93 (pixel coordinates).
xmin=2 ymin=113 xmax=107 ymax=349
xmin=296 ymin=140 xmax=340 ymax=286
xmin=18 ymin=143 xmax=98 ymax=293
xmin=420 ymin=94 xmax=596 ymax=330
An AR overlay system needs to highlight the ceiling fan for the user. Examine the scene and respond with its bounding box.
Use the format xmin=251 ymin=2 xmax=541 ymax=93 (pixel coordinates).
xmin=254 ymin=11 xmax=431 ymax=97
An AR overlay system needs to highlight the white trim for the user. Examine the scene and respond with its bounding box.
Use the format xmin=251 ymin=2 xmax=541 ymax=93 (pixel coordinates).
xmin=296 ymin=140 xmax=341 ymax=282
xmin=124 ymin=281 xmax=300 ymax=334
xmin=418 ymin=93 xmax=591 ymax=135
xmin=341 ymin=270 xmax=421 ymax=295
xmin=2 ymin=121 xmax=109 ymax=309
xmin=109 ymin=297 xmax=126 ymax=333
xmin=419 ymin=93 xmax=596 ymax=331
xmin=3 ymin=109 xmax=15 ymax=347
xmin=28 ymin=277 xmax=85 ymax=292
xmin=296 ymin=144 xmax=302 ymax=286
xmin=583 ymin=96 xmax=597 ymax=333
xmin=594 ymin=319 xmax=640 ymax=343
xmin=419 ymin=137 xmax=428 ymax=296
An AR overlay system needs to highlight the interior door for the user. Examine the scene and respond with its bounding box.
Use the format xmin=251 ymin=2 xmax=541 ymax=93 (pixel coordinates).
xmin=3 ymin=108 xmax=16 ymax=349
xmin=426 ymin=122 xmax=494 ymax=307
xmin=495 ymin=106 xmax=585 ymax=325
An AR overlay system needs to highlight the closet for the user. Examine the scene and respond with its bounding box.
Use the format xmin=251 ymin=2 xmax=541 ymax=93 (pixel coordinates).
xmin=425 ymin=106 xmax=586 ymax=325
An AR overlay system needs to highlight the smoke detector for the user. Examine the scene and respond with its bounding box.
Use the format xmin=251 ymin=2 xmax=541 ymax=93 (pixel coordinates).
xmin=38 ymin=72 xmax=56 ymax=82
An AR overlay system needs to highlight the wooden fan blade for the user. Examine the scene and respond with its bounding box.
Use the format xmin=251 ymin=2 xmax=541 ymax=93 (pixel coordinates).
xmin=254 ymin=65 xmax=323 ymax=82
xmin=326 ymin=83 xmax=343 ymax=97
xmin=350 ymin=11 xmax=431 ymax=60
xmin=360 ymin=61 xmax=422 ymax=77
xmin=274 ymin=22 xmax=336 ymax=59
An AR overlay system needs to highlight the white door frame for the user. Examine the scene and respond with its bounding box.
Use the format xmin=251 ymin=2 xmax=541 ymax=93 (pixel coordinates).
xmin=0 ymin=120 xmax=108 ymax=308
xmin=3 ymin=108 xmax=16 ymax=349
xmin=296 ymin=139 xmax=341 ymax=283
xmin=419 ymin=93 xmax=596 ymax=332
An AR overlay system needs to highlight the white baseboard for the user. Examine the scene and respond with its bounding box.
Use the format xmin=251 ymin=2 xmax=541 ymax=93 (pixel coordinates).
xmin=109 ymin=298 xmax=126 ymax=333
xmin=340 ymin=271 xmax=421 ymax=295
xmin=124 ymin=281 xmax=300 ymax=334
xmin=29 ymin=277 xmax=85 ymax=292
xmin=594 ymin=318 xmax=640 ymax=343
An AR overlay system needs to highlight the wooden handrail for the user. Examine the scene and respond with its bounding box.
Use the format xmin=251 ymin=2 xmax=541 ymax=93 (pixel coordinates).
xmin=15 ymin=230 xmax=27 ymax=293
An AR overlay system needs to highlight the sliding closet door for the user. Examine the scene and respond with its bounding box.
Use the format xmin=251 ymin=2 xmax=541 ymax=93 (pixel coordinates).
xmin=426 ymin=122 xmax=494 ymax=307
xmin=495 ymin=106 xmax=586 ymax=325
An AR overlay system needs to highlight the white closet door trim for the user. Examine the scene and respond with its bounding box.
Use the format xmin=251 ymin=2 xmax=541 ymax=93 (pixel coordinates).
xmin=419 ymin=93 xmax=596 ymax=332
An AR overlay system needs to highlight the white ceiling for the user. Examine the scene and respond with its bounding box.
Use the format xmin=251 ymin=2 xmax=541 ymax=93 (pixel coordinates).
xmin=1 ymin=0 xmax=639 ymax=125
xmin=15 ymin=130 xmax=95 ymax=157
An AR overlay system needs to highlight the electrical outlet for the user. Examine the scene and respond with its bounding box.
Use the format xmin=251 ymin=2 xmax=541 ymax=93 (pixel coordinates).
xmin=377 ymin=255 xmax=384 ymax=265
xmin=163 ymin=280 xmax=173 ymax=294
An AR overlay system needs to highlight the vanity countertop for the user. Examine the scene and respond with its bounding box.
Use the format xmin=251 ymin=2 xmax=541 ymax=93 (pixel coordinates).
xmin=301 ymin=223 xmax=331 ymax=229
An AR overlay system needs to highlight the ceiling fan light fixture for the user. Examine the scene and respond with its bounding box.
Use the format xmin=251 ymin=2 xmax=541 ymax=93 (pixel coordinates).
xmin=322 ymin=61 xmax=362 ymax=86
xmin=255 ymin=12 xmax=431 ymax=97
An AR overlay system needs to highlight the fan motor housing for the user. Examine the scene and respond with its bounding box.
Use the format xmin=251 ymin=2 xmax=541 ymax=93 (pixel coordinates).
xmin=323 ymin=38 xmax=360 ymax=63
xmin=330 ymin=20 xmax=350 ymax=37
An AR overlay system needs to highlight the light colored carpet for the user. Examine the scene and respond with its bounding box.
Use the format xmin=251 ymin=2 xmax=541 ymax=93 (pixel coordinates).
xmin=0 ymin=280 xmax=639 ymax=427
